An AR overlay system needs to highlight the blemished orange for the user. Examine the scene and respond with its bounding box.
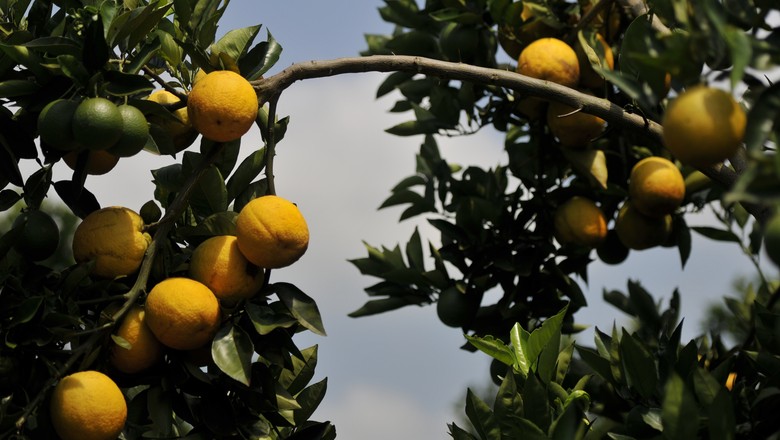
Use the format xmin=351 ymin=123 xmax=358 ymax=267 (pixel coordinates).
xmin=110 ymin=305 xmax=164 ymax=374
xmin=553 ymin=196 xmax=608 ymax=247
xmin=189 ymin=235 xmax=265 ymax=302
xmin=546 ymin=99 xmax=605 ymax=148
xmin=662 ymin=85 xmax=746 ymax=168
xmin=49 ymin=370 xmax=127 ymax=440
xmin=615 ymin=201 xmax=673 ymax=250
xmin=517 ymin=38 xmax=580 ymax=88
xmin=236 ymin=195 xmax=310 ymax=269
xmin=187 ymin=70 xmax=259 ymax=142
xmin=144 ymin=277 xmax=221 ymax=350
xmin=629 ymin=156 xmax=685 ymax=218
xmin=72 ymin=206 xmax=151 ymax=278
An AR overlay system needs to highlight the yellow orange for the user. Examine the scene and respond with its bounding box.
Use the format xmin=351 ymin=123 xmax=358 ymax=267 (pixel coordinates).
xmin=49 ymin=370 xmax=127 ymax=440
xmin=110 ymin=305 xmax=164 ymax=374
xmin=517 ymin=38 xmax=580 ymax=88
xmin=553 ymin=196 xmax=608 ymax=247
xmin=629 ymin=156 xmax=685 ymax=217
xmin=236 ymin=195 xmax=309 ymax=269
xmin=145 ymin=277 xmax=221 ymax=350
xmin=187 ymin=70 xmax=259 ymax=142
xmin=189 ymin=235 xmax=265 ymax=302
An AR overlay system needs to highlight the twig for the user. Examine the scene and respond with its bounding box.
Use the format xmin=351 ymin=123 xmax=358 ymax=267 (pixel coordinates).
xmin=265 ymin=96 xmax=280 ymax=197
xmin=566 ymin=0 xmax=614 ymax=45
xmin=143 ymin=66 xmax=189 ymax=105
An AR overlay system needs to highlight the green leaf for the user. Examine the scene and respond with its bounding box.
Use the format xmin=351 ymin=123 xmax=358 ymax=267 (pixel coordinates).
xmin=0 ymin=79 xmax=39 ymax=98
xmin=526 ymin=305 xmax=567 ymax=383
xmin=511 ymin=322 xmax=532 ymax=377
xmin=465 ymin=388 xmax=501 ymax=440
xmin=241 ymin=30 xmax=283 ymax=81
xmin=103 ymin=70 xmax=154 ymax=96
xmin=385 ymin=120 xmax=446 ymax=136
xmin=522 ymin=372 xmax=551 ymax=432
xmin=405 ymin=227 xmax=425 ymax=270
xmin=708 ymin=388 xmax=736 ymax=440
xmin=465 ymin=333 xmax=515 ymax=366
xmin=210 ymin=24 xmax=261 ymax=65
xmin=273 ymin=283 xmax=327 ymax=336
xmin=293 ymin=378 xmax=327 ymax=426
xmin=212 ymin=321 xmax=254 ymax=386
xmin=620 ymin=331 xmax=658 ymax=400
xmin=0 ymin=189 xmax=21 ymax=211
xmin=449 ymin=423 xmax=479 ymax=440
xmin=279 ymin=345 xmax=318 ymax=395
xmin=662 ymin=372 xmax=700 ymax=440
xmin=744 ymin=82 xmax=780 ymax=153
xmin=691 ymin=226 xmax=741 ymax=243
xmin=494 ymin=371 xmax=523 ymax=430
xmin=55 ymin=54 xmax=90 ymax=86
xmin=246 ymin=302 xmax=297 ymax=335
xmin=226 ymin=147 xmax=266 ymax=202
xmin=22 ymin=165 xmax=52 ymax=209
xmin=190 ymin=164 xmax=228 ymax=216
xmin=347 ymin=295 xmax=427 ymax=317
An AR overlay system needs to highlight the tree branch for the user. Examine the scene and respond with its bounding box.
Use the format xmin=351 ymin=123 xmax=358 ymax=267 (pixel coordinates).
xmin=253 ymin=55 xmax=664 ymax=144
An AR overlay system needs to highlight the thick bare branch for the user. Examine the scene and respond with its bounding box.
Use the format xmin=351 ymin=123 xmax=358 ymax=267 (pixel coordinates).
xmin=253 ymin=55 xmax=664 ymax=145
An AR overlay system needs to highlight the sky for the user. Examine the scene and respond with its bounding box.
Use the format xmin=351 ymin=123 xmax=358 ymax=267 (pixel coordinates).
xmin=16 ymin=1 xmax=778 ymax=439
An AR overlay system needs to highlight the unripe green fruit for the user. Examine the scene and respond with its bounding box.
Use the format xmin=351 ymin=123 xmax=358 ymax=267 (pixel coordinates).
xmin=12 ymin=210 xmax=60 ymax=261
xmin=38 ymin=99 xmax=81 ymax=151
xmin=72 ymin=97 xmax=124 ymax=150
xmin=108 ymin=104 xmax=150 ymax=157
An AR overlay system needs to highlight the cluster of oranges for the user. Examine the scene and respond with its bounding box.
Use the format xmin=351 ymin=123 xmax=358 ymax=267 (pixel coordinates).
xmin=45 ymin=70 xmax=306 ymax=440
xmin=501 ymin=3 xmax=747 ymax=263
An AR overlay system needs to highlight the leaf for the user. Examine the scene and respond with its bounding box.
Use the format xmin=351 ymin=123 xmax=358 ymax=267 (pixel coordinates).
xmin=511 ymin=322 xmax=532 ymax=377
xmin=465 ymin=333 xmax=515 ymax=367
xmin=0 ymin=79 xmax=40 ymax=98
xmin=385 ymin=120 xmax=446 ymax=136
xmin=241 ymin=30 xmax=283 ymax=81
xmin=293 ymin=378 xmax=328 ymax=426
xmin=494 ymin=371 xmax=523 ymax=429
xmin=526 ymin=305 xmax=567 ymax=383
xmin=662 ymin=372 xmax=700 ymax=440
xmin=620 ymin=331 xmax=658 ymax=400
xmin=189 ymin=164 xmax=228 ymax=216
xmin=522 ymin=372 xmax=551 ymax=432
xmin=708 ymin=388 xmax=736 ymax=440
xmin=83 ymin=16 xmax=109 ymax=71
xmin=279 ymin=345 xmax=318 ymax=395
xmin=0 ymin=189 xmax=21 ymax=211
xmin=53 ymin=181 xmax=100 ymax=219
xmin=691 ymin=226 xmax=741 ymax=243
xmin=22 ymin=165 xmax=52 ymax=209
xmin=273 ymin=283 xmax=327 ymax=336
xmin=212 ymin=321 xmax=254 ymax=386
xmin=449 ymin=423 xmax=479 ymax=440
xmin=226 ymin=148 xmax=266 ymax=202
xmin=347 ymin=295 xmax=427 ymax=317
xmin=103 ymin=70 xmax=154 ymax=96
xmin=210 ymin=24 xmax=261 ymax=65
xmin=465 ymin=388 xmax=501 ymax=440
xmin=246 ymin=302 xmax=297 ymax=335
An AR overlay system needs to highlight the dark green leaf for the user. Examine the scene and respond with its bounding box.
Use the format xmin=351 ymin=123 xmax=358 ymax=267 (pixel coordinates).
xmin=465 ymin=333 xmax=515 ymax=366
xmin=662 ymin=372 xmax=700 ymax=440
xmin=103 ymin=70 xmax=155 ymax=96
xmin=691 ymin=226 xmax=741 ymax=243
xmin=0 ymin=189 xmax=21 ymax=210
xmin=449 ymin=423 xmax=479 ymax=440
xmin=348 ymin=295 xmax=427 ymax=317
xmin=226 ymin=147 xmax=266 ymax=202
xmin=241 ymin=30 xmax=282 ymax=80
xmin=211 ymin=25 xmax=261 ymax=64
xmin=273 ymin=283 xmax=327 ymax=336
xmin=22 ymin=165 xmax=51 ymax=209
xmin=522 ymin=373 xmax=550 ymax=432
xmin=620 ymin=331 xmax=658 ymax=399
xmin=465 ymin=388 xmax=501 ymax=440
xmin=0 ymin=79 xmax=39 ymax=98
xmin=56 ymin=54 xmax=90 ymax=86
xmin=53 ymin=180 xmax=100 ymax=219
xmin=190 ymin=165 xmax=228 ymax=216
xmin=708 ymin=388 xmax=736 ymax=440
xmin=279 ymin=345 xmax=318 ymax=395
xmin=293 ymin=378 xmax=327 ymax=426
xmin=83 ymin=16 xmax=109 ymax=71
xmin=246 ymin=303 xmax=297 ymax=335
xmin=212 ymin=321 xmax=254 ymax=386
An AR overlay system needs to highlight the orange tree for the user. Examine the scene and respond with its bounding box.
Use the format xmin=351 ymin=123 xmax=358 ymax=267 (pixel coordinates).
xmin=0 ymin=0 xmax=779 ymax=439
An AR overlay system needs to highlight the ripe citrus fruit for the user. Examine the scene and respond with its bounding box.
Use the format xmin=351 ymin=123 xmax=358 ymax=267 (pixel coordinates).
xmin=236 ymin=195 xmax=309 ymax=269
xmin=189 ymin=235 xmax=265 ymax=302
xmin=108 ymin=104 xmax=149 ymax=157
xmin=553 ymin=196 xmax=608 ymax=247
xmin=763 ymin=211 xmax=780 ymax=267
xmin=187 ymin=70 xmax=259 ymax=142
xmin=596 ymin=229 xmax=629 ymax=265
xmin=71 ymin=97 xmax=124 ymax=150
xmin=437 ymin=287 xmax=480 ymax=328
xmin=498 ymin=4 xmax=558 ymax=59
xmin=546 ymin=98 xmax=606 ymax=148
xmin=12 ymin=209 xmax=59 ymax=261
xmin=517 ymin=38 xmax=580 ymax=88
xmin=144 ymin=277 xmax=221 ymax=350
xmin=615 ymin=201 xmax=673 ymax=250
xmin=629 ymin=156 xmax=685 ymax=217
xmin=63 ymin=150 xmax=120 ymax=175
xmin=662 ymin=85 xmax=746 ymax=168
xmin=146 ymin=89 xmax=198 ymax=151
xmin=72 ymin=206 xmax=151 ymax=278
xmin=576 ymin=33 xmax=614 ymax=89
xmin=110 ymin=305 xmax=164 ymax=374
xmin=37 ymin=99 xmax=80 ymax=151
xmin=49 ymin=370 xmax=127 ymax=440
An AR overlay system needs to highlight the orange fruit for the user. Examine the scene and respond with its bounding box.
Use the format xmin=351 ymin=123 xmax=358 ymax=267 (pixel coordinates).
xmin=188 ymin=235 xmax=265 ymax=302
xmin=517 ymin=38 xmax=580 ymax=88
xmin=546 ymin=98 xmax=606 ymax=148
xmin=146 ymin=89 xmax=199 ymax=151
xmin=553 ymin=196 xmax=608 ymax=247
xmin=49 ymin=370 xmax=127 ymax=440
xmin=187 ymin=70 xmax=259 ymax=142
xmin=628 ymin=156 xmax=685 ymax=217
xmin=63 ymin=150 xmax=120 ymax=175
xmin=72 ymin=206 xmax=151 ymax=278
xmin=662 ymin=85 xmax=746 ymax=168
xmin=236 ymin=195 xmax=309 ymax=269
xmin=110 ymin=305 xmax=164 ymax=374
xmin=615 ymin=201 xmax=673 ymax=250
xmin=144 ymin=277 xmax=221 ymax=350
xmin=576 ymin=33 xmax=614 ymax=89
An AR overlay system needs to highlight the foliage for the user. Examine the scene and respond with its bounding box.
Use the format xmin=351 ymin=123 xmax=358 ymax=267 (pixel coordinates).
xmin=0 ymin=1 xmax=329 ymax=438
xmin=353 ymin=0 xmax=780 ymax=438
